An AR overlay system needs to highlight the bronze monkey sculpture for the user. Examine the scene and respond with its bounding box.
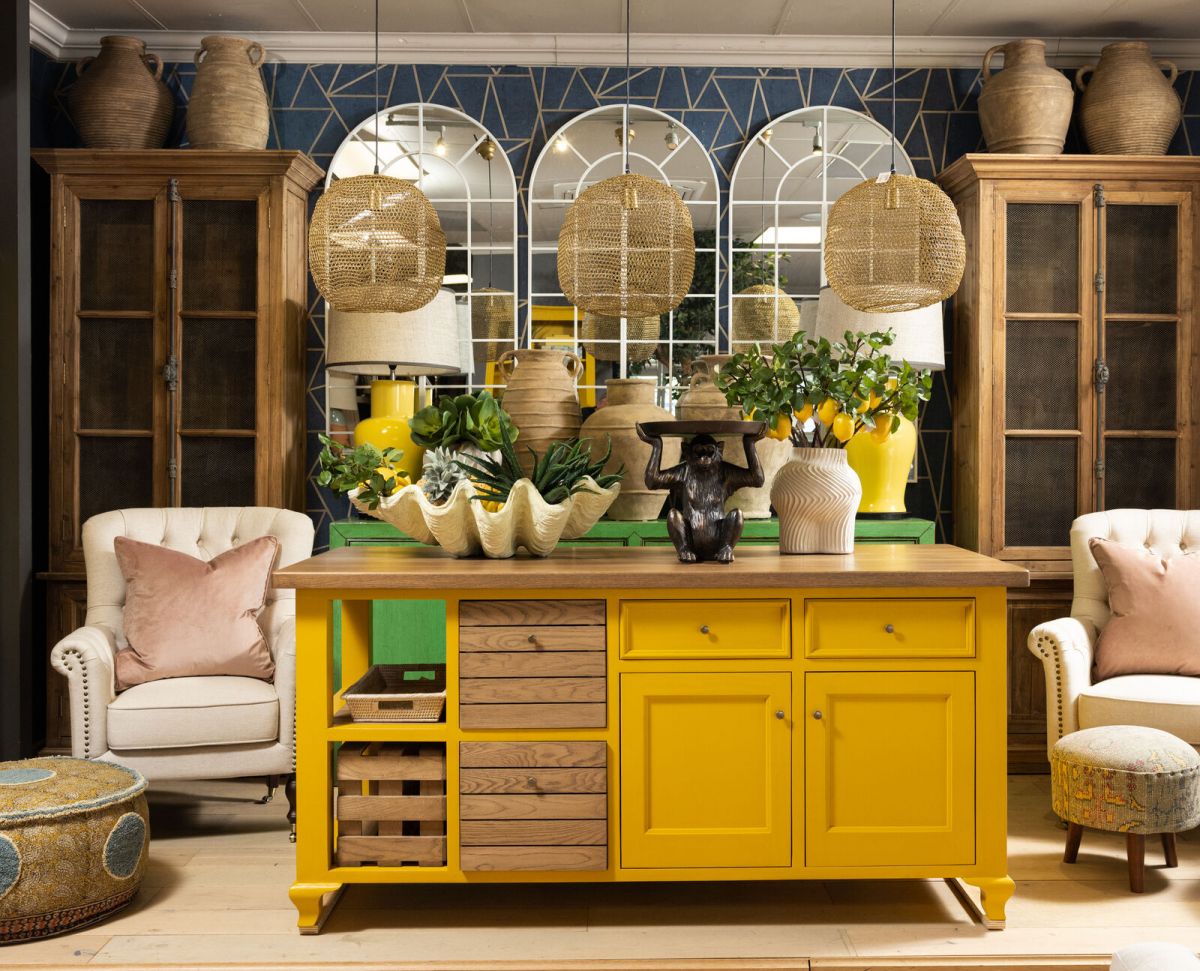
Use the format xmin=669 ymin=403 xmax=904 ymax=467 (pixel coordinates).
xmin=636 ymin=426 xmax=765 ymax=563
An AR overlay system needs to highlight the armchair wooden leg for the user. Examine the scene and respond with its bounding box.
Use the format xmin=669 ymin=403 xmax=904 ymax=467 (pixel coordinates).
xmin=1126 ymin=833 xmax=1145 ymax=893
xmin=1162 ymin=832 xmax=1179 ymax=868
xmin=285 ymin=773 xmax=297 ymax=843
xmin=258 ymin=775 xmax=280 ymax=805
xmin=1063 ymin=821 xmax=1084 ymax=863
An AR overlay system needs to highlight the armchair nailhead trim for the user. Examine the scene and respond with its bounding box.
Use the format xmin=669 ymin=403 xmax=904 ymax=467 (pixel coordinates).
xmin=57 ymin=648 xmax=93 ymax=758
xmin=1032 ymin=632 xmax=1066 ymax=743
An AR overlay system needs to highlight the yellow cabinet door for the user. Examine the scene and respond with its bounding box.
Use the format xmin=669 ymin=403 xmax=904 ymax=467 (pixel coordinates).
xmin=805 ymin=671 xmax=975 ymax=868
xmin=620 ymin=672 xmax=791 ymax=869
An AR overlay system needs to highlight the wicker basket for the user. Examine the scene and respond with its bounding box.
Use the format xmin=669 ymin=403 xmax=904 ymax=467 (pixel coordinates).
xmin=342 ymin=665 xmax=446 ymax=723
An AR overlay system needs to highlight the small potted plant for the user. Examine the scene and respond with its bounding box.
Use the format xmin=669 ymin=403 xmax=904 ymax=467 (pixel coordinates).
xmin=718 ymin=329 xmax=932 ymax=553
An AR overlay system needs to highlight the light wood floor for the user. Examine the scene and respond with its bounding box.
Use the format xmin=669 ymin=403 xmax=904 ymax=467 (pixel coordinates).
xmin=6 ymin=776 xmax=1200 ymax=968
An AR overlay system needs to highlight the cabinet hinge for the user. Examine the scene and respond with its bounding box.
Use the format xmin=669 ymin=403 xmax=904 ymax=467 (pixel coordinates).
xmin=1094 ymin=459 xmax=1105 ymax=480
xmin=168 ymin=267 xmax=177 ymax=290
xmin=1094 ymin=271 xmax=1105 ymax=293
xmin=168 ymin=178 xmax=181 ymax=203
xmin=1094 ymin=358 xmax=1110 ymax=391
xmin=167 ymin=459 xmax=178 ymax=481
xmin=267 ymin=204 xmax=271 ymax=230
xmin=1093 ymin=183 xmax=1106 ymax=207
xmin=162 ymin=354 xmax=178 ymax=392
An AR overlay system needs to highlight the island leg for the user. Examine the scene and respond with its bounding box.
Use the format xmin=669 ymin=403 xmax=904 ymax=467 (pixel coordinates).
xmin=955 ymin=875 xmax=1015 ymax=929
xmin=290 ymin=883 xmax=344 ymax=935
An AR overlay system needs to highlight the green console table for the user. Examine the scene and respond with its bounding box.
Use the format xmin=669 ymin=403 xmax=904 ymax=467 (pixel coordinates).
xmin=326 ymin=517 xmax=935 ymax=680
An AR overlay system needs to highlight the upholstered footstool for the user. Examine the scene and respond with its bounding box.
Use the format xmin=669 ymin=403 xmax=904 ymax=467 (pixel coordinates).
xmin=0 ymin=758 xmax=149 ymax=943
xmin=1052 ymin=726 xmax=1200 ymax=893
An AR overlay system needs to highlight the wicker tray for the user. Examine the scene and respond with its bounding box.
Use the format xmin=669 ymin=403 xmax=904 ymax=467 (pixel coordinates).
xmin=342 ymin=665 xmax=447 ymax=723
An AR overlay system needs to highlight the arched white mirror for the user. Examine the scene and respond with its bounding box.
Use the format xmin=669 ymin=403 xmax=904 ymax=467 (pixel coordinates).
xmin=527 ymin=105 xmax=719 ymax=400
xmin=326 ymin=102 xmax=518 ymax=397
xmin=727 ymin=106 xmax=915 ymax=349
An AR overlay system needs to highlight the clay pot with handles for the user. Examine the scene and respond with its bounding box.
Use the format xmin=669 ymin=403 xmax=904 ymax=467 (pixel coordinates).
xmin=1076 ymin=42 xmax=1182 ymax=155
xmin=187 ymin=36 xmax=270 ymax=150
xmin=496 ymin=348 xmax=584 ymax=476
xmin=67 ymin=36 xmax=175 ymax=149
xmin=977 ymin=39 xmax=1073 ymax=155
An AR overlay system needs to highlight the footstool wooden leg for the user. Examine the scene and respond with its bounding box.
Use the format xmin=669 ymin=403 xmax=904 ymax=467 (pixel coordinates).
xmin=1126 ymin=833 xmax=1145 ymax=893
xmin=1063 ymin=822 xmax=1084 ymax=863
xmin=1162 ymin=832 xmax=1179 ymax=868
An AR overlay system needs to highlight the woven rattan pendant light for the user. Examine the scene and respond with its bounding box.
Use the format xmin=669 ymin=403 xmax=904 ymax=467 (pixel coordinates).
xmin=308 ymin=0 xmax=446 ymax=313
xmin=580 ymin=311 xmax=660 ymax=363
xmin=557 ymin=0 xmax=694 ymax=318
xmin=471 ymin=138 xmax=515 ymax=360
xmin=823 ymin=0 xmax=964 ymax=313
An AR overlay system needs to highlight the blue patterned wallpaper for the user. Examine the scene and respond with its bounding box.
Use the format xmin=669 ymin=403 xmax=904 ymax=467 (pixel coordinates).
xmin=29 ymin=49 xmax=1200 ymax=547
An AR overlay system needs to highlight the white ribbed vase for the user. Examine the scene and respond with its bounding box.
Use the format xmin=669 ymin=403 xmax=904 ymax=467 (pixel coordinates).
xmin=771 ymin=448 xmax=862 ymax=555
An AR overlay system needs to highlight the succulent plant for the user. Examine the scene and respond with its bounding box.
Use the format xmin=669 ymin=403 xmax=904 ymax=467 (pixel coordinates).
xmin=453 ymin=421 xmax=625 ymax=507
xmin=409 ymin=390 xmax=516 ymax=453
xmin=420 ymin=446 xmax=467 ymax=505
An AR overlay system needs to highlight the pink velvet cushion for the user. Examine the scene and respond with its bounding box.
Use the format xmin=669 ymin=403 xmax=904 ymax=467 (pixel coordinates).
xmin=113 ymin=535 xmax=279 ymax=691
xmin=1090 ymin=537 xmax=1200 ymax=681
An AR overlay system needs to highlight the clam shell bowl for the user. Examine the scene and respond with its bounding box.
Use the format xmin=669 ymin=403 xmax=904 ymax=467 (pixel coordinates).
xmin=351 ymin=477 xmax=620 ymax=558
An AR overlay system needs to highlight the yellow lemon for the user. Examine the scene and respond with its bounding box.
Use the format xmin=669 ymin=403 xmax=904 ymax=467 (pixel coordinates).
xmin=480 ymin=499 xmax=505 ymax=513
xmin=817 ymin=398 xmax=840 ymax=425
xmin=768 ymin=413 xmax=792 ymax=440
xmin=794 ymin=402 xmax=814 ymax=423
xmin=871 ymin=414 xmax=894 ymax=443
xmin=831 ymin=412 xmax=855 ymax=443
xmin=856 ymin=391 xmax=882 ymax=414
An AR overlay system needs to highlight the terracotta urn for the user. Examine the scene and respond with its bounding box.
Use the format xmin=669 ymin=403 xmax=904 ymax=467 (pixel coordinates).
xmin=1076 ymin=42 xmax=1182 ymax=155
xmin=187 ymin=36 xmax=270 ymax=150
xmin=771 ymin=448 xmax=862 ymax=555
xmin=67 ymin=36 xmax=174 ymax=149
xmin=678 ymin=354 xmax=790 ymax=519
xmin=496 ymin=348 xmax=583 ymax=476
xmin=581 ymin=378 xmax=680 ymax=521
xmin=978 ymin=40 xmax=1073 ymax=155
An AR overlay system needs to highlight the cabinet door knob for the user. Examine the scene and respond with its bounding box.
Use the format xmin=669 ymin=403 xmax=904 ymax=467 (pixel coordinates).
xmin=884 ymin=623 xmax=895 ymax=634
xmin=775 ymin=709 xmax=785 ymax=720
xmin=699 ymin=625 xmax=710 ymax=635
xmin=527 ymin=633 xmax=538 ymax=643
xmin=812 ymin=710 xmax=823 ymax=720
xmin=526 ymin=776 xmax=538 ymax=787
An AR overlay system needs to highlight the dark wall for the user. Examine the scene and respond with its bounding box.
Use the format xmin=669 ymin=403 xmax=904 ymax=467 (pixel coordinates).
xmin=28 ymin=49 xmax=1200 ymax=548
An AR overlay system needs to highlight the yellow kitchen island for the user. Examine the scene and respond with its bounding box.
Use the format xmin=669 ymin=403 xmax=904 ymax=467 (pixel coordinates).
xmin=273 ymin=544 xmax=1029 ymax=933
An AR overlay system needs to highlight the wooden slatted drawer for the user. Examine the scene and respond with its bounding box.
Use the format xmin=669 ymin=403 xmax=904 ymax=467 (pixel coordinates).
xmin=459 ymin=601 xmax=607 ymax=730
xmin=619 ymin=599 xmax=790 ymax=659
xmin=804 ymin=598 xmax=975 ymax=659
xmin=459 ymin=741 xmax=607 ymax=872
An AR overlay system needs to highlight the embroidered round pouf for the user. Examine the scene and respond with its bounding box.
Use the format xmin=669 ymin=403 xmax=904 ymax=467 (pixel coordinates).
xmin=0 ymin=757 xmax=148 ymax=943
xmin=1052 ymin=725 xmax=1200 ymax=892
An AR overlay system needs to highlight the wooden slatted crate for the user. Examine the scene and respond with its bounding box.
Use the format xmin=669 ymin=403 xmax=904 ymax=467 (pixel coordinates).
xmin=335 ymin=743 xmax=446 ymax=867
xmin=459 ymin=600 xmax=607 ymax=730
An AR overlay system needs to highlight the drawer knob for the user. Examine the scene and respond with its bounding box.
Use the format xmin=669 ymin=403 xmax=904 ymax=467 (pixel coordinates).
xmin=775 ymin=710 xmax=785 ymax=720
xmin=527 ymin=634 xmax=538 ymax=643
xmin=812 ymin=710 xmax=823 ymax=720
xmin=699 ymin=625 xmax=711 ymax=635
xmin=884 ymin=623 xmax=895 ymax=634
xmin=526 ymin=776 xmax=538 ymax=788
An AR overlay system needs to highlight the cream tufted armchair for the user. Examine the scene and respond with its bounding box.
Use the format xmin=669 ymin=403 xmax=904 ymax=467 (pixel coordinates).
xmin=50 ymin=508 xmax=314 ymax=835
xmin=1028 ymin=509 xmax=1200 ymax=758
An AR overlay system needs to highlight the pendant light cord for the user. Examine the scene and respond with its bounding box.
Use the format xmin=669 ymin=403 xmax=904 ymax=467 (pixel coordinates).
xmin=889 ymin=0 xmax=896 ymax=175
xmin=373 ymin=0 xmax=380 ymax=175
xmin=623 ymin=0 xmax=631 ymax=175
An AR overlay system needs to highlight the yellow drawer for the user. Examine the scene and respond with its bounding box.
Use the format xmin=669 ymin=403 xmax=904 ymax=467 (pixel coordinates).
xmin=804 ymin=598 xmax=975 ymax=659
xmin=619 ymin=599 xmax=790 ymax=660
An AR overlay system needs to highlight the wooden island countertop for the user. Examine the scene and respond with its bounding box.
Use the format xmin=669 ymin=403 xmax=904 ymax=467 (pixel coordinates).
xmin=273 ymin=543 xmax=1030 ymax=591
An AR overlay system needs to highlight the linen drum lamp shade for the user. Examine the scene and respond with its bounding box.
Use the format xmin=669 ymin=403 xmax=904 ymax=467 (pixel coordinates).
xmin=816 ymin=286 xmax=943 ymax=515
xmin=823 ymin=173 xmax=965 ymax=313
xmin=558 ymin=173 xmax=696 ymax=318
xmin=309 ymin=174 xmax=447 ymax=314
xmin=814 ymin=286 xmax=944 ymax=370
xmin=326 ymin=288 xmax=461 ymax=377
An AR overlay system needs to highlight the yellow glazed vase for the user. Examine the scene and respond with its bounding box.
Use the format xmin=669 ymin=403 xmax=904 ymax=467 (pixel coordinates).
xmin=354 ymin=380 xmax=424 ymax=481
xmin=845 ymin=415 xmax=918 ymax=514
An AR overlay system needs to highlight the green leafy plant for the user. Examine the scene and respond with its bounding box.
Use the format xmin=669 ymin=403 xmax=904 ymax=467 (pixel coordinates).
xmin=454 ymin=422 xmax=625 ymax=507
xmin=717 ymin=329 xmax=933 ymax=448
xmin=420 ymin=446 xmax=467 ymax=504
xmin=316 ymin=434 xmax=407 ymax=509
xmin=409 ymin=390 xmax=516 ymax=453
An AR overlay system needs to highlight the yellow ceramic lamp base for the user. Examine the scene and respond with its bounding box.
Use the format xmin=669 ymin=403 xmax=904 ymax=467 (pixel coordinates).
xmin=354 ymin=380 xmax=425 ymax=481
xmin=845 ymin=415 xmax=917 ymax=514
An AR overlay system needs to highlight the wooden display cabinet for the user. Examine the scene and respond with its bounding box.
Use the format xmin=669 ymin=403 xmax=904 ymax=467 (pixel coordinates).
xmin=939 ymin=155 xmax=1200 ymax=769
xmin=34 ymin=150 xmax=323 ymax=749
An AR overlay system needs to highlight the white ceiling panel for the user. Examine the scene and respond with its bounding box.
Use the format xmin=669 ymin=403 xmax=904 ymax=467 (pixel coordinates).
xmin=135 ymin=0 xmax=318 ymax=33
xmin=932 ymin=0 xmax=1200 ymax=37
xmin=303 ymin=0 xmax=474 ymax=33
xmin=775 ymin=0 xmax=950 ymax=36
xmin=462 ymin=0 xmax=620 ymax=34
xmin=36 ymin=0 xmax=160 ymax=31
xmin=634 ymin=0 xmax=785 ymax=35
